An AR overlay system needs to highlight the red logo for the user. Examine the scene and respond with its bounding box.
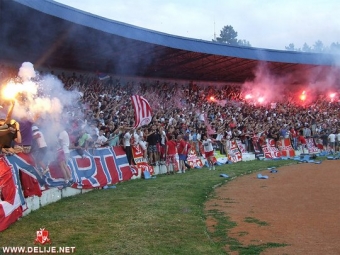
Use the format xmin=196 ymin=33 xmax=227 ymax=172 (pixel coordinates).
xmin=34 ymin=228 xmax=51 ymax=245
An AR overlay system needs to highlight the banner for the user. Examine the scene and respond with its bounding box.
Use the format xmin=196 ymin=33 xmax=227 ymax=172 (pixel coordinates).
xmin=187 ymin=148 xmax=203 ymax=168
xmin=1 ymin=146 xmax=138 ymax=231
xmin=131 ymin=144 xmax=154 ymax=175
xmin=236 ymin=140 xmax=246 ymax=153
xmin=5 ymin=147 xmax=136 ymax=191
xmin=251 ymin=136 xmax=262 ymax=155
xmin=227 ymin=140 xmax=242 ymax=163
xmin=277 ymin=138 xmax=295 ymax=157
xmin=262 ymin=139 xmax=282 ymax=159
xmin=315 ymin=138 xmax=324 ymax=150
xmin=306 ymin=138 xmax=319 ymax=154
xmin=131 ymin=95 xmax=152 ymax=128
xmin=44 ymin=147 xmax=136 ymax=189
xmin=0 ymin=157 xmax=23 ymax=232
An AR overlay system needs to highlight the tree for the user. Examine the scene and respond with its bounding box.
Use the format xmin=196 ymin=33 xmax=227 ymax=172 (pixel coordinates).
xmin=237 ymin=39 xmax=252 ymax=47
xmin=329 ymin=42 xmax=340 ymax=52
xmin=312 ymin=40 xmax=325 ymax=53
xmin=213 ymin=25 xmax=251 ymax=47
xmin=214 ymin=25 xmax=238 ymax=45
xmin=302 ymin=43 xmax=312 ymax=52
xmin=285 ymin=43 xmax=300 ymax=51
xmin=285 ymin=40 xmax=340 ymax=53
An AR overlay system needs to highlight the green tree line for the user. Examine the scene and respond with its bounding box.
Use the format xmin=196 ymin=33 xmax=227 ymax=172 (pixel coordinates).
xmin=213 ymin=25 xmax=340 ymax=53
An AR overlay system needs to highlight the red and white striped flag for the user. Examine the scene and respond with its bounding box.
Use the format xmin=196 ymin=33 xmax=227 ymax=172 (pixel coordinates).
xmin=131 ymin=95 xmax=152 ymax=128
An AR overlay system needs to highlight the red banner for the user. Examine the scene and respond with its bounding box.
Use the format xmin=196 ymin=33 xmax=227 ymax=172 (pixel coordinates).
xmin=1 ymin=146 xmax=142 ymax=232
xmin=236 ymin=140 xmax=246 ymax=153
xmin=187 ymin=148 xmax=203 ymax=168
xmin=251 ymin=136 xmax=262 ymax=155
xmin=262 ymin=139 xmax=282 ymax=159
xmin=131 ymin=144 xmax=154 ymax=175
xmin=227 ymin=140 xmax=242 ymax=163
xmin=306 ymin=138 xmax=319 ymax=154
xmin=277 ymin=138 xmax=295 ymax=157
xmin=0 ymin=158 xmax=23 ymax=232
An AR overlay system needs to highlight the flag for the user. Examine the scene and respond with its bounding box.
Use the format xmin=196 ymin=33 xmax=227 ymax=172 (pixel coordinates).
xmin=277 ymin=138 xmax=295 ymax=157
xmin=0 ymin=158 xmax=23 ymax=231
xmin=131 ymin=95 xmax=152 ymax=128
xmin=97 ymin=73 xmax=110 ymax=81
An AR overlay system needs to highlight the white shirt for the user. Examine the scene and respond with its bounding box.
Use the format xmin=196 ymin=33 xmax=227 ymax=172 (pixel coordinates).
xmin=95 ymin=134 xmax=108 ymax=147
xmin=58 ymin=130 xmax=70 ymax=154
xmin=216 ymin=133 xmax=224 ymax=141
xmin=328 ymin=133 xmax=336 ymax=143
xmin=199 ymin=113 xmax=205 ymax=122
xmin=133 ymin=132 xmax=140 ymax=146
xmin=160 ymin=130 xmax=166 ymax=145
xmin=33 ymin=130 xmax=47 ymax=148
xmin=202 ymin=138 xmax=213 ymax=152
xmin=123 ymin=132 xmax=132 ymax=146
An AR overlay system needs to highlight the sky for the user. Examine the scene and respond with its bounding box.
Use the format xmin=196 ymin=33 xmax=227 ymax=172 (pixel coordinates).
xmin=55 ymin=0 xmax=340 ymax=51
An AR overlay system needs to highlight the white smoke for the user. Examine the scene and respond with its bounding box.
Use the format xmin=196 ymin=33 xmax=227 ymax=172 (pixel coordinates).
xmin=2 ymin=62 xmax=82 ymax=154
xmin=18 ymin=62 xmax=36 ymax=82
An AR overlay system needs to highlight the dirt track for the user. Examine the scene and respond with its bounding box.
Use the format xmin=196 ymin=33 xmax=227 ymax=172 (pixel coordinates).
xmin=205 ymin=160 xmax=340 ymax=255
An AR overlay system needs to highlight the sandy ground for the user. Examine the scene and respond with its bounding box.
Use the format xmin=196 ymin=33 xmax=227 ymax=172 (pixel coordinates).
xmin=205 ymin=160 xmax=340 ymax=255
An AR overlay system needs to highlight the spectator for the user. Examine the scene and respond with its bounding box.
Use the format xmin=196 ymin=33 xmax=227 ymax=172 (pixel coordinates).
xmin=328 ymin=131 xmax=336 ymax=153
xmin=159 ymin=126 xmax=167 ymax=164
xmin=13 ymin=116 xmax=35 ymax=154
xmin=336 ymin=130 xmax=340 ymax=152
xmin=108 ymin=127 xmax=122 ymax=147
xmin=72 ymin=127 xmax=93 ymax=157
xmin=215 ymin=128 xmax=225 ymax=154
xmin=165 ymin=134 xmax=178 ymax=175
xmin=146 ymin=125 xmax=160 ymax=165
xmin=57 ymin=127 xmax=73 ymax=184
xmin=123 ymin=127 xmax=134 ymax=165
xmin=177 ymin=134 xmax=191 ymax=173
xmin=202 ymin=135 xmax=215 ymax=170
xmin=297 ymin=131 xmax=307 ymax=154
xmin=94 ymin=129 xmax=108 ymax=148
xmin=0 ymin=119 xmax=21 ymax=155
xmin=31 ymin=125 xmax=49 ymax=175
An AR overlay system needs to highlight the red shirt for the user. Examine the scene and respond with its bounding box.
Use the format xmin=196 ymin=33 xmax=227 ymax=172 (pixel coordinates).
xmin=177 ymin=139 xmax=191 ymax=155
xmin=298 ymin=135 xmax=306 ymax=144
xmin=290 ymin=128 xmax=297 ymax=138
xmin=166 ymin=140 xmax=177 ymax=155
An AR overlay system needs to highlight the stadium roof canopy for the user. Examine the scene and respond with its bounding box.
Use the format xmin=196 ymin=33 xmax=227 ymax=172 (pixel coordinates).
xmin=1 ymin=0 xmax=339 ymax=84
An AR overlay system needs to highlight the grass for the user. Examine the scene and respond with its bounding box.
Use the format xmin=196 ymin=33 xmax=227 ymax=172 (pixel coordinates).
xmin=0 ymin=159 xmax=296 ymax=255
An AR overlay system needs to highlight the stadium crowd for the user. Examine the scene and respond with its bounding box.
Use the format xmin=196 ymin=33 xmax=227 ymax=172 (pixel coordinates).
xmin=1 ymin=64 xmax=340 ymax=177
